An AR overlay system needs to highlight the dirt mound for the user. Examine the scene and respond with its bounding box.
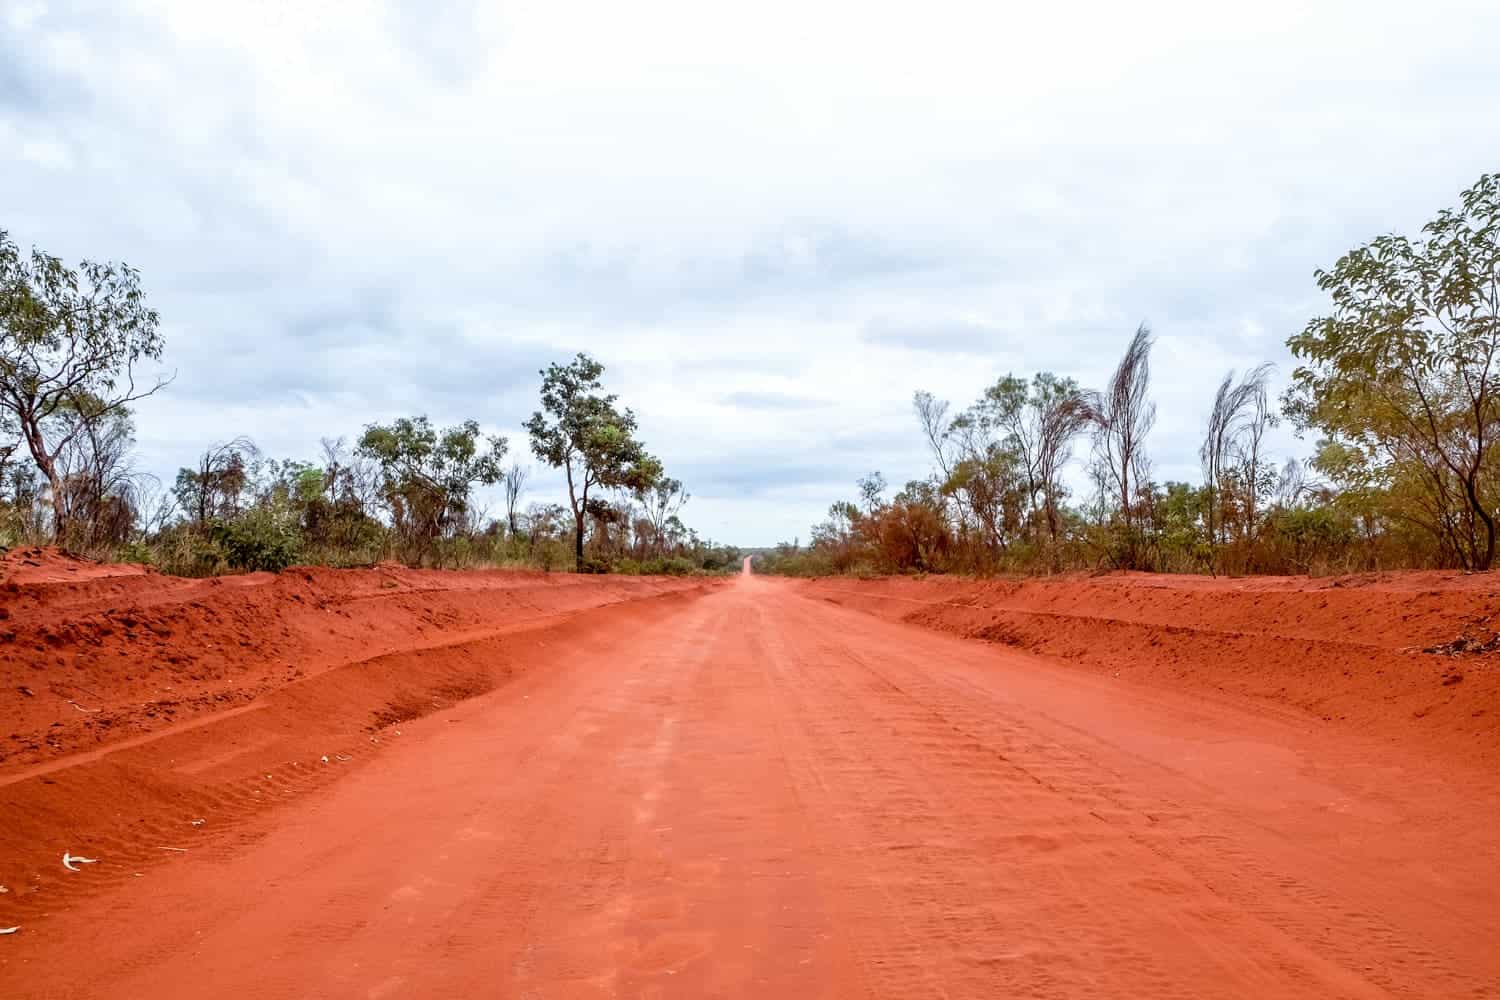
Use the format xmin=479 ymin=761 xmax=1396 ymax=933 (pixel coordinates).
xmin=0 ymin=582 xmax=711 ymax=925
xmin=0 ymin=546 xmax=150 ymax=586
xmin=2 ymin=557 xmax=712 ymax=772
xmin=0 ymin=554 xmax=718 ymax=922
xmin=800 ymin=571 xmax=1500 ymax=769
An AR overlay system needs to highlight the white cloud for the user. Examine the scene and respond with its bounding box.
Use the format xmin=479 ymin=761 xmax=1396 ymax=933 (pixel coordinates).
xmin=2 ymin=0 xmax=1496 ymax=543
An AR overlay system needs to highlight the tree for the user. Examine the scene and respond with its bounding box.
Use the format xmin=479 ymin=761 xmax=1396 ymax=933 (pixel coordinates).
xmin=319 ymin=435 xmax=382 ymax=522
xmin=976 ymin=375 xmax=1038 ymax=530
xmin=810 ymin=500 xmax=861 ymax=572
xmin=51 ymin=397 xmax=145 ymax=550
xmin=1286 ymin=172 xmax=1500 ymax=569
xmin=975 ymin=372 xmax=1091 ymax=561
xmin=522 ymin=500 xmax=573 ymax=570
xmin=175 ymin=437 xmax=257 ymax=528
xmin=914 ymin=377 xmax=1087 ymax=570
xmin=1200 ymin=364 xmax=1274 ymax=565
xmin=1030 ymin=373 xmax=1093 ymax=565
xmin=913 ymin=391 xmax=956 ymax=488
xmin=281 ymin=439 xmax=385 ymax=559
xmin=525 ymin=354 xmax=660 ymax=571
xmin=880 ymin=479 xmax=951 ymax=571
xmin=1230 ymin=367 xmax=1276 ymax=548
xmin=357 ymin=416 xmax=506 ymax=564
xmin=584 ymin=496 xmax=630 ymax=566
xmin=502 ymin=461 xmax=529 ymax=538
xmin=856 ymin=471 xmax=887 ymax=515
xmin=635 ymin=475 xmax=687 ymax=556
xmin=913 ymin=390 xmax=968 ymax=538
xmin=0 ymin=231 xmax=168 ymax=541
xmin=942 ymin=406 xmax=1026 ymax=563
xmin=1087 ymin=324 xmax=1156 ymax=569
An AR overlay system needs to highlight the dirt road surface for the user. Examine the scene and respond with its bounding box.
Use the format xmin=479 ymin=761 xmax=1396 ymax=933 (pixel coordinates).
xmin=5 ymin=575 xmax=1498 ymax=998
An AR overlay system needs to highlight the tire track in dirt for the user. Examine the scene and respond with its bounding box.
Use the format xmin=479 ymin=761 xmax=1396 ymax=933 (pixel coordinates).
xmin=792 ymin=625 xmax=1479 ymax=997
xmin=758 ymin=605 xmax=1330 ymax=998
xmin=773 ymin=586 xmax=1499 ymax=997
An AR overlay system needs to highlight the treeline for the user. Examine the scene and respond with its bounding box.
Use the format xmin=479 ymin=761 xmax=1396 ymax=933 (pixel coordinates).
xmin=0 ymin=235 xmax=736 ymax=576
xmin=761 ymin=171 xmax=1500 ymax=578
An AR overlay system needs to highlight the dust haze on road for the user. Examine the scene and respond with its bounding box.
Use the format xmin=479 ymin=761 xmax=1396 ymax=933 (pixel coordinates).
xmin=4 ymin=575 xmax=1497 ymax=998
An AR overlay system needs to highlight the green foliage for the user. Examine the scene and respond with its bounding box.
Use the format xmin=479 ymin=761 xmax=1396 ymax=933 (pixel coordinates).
xmin=357 ymin=416 xmax=506 ymax=565
xmin=1145 ymin=481 xmax=1213 ymax=573
xmin=525 ymin=353 xmax=660 ymax=571
xmin=210 ymin=503 xmax=301 ymax=572
xmin=26 ymin=179 xmax=1498 ymax=584
xmin=923 ymin=371 xmax=1091 ymax=571
xmin=1286 ymin=171 xmax=1500 ymax=569
xmin=175 ymin=439 xmax=254 ymax=527
xmin=760 ymin=177 xmax=1500 ymax=581
xmin=0 ymin=231 xmax=167 ymax=541
xmin=634 ymin=476 xmax=688 ymax=556
xmin=1259 ymin=505 xmax=1356 ymax=575
xmin=753 ymin=540 xmax=838 ymax=578
xmin=113 ymin=539 xmax=154 ymax=566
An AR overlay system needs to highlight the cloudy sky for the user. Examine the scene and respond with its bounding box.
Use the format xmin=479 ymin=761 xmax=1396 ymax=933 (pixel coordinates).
xmin=3 ymin=1 xmax=1496 ymax=545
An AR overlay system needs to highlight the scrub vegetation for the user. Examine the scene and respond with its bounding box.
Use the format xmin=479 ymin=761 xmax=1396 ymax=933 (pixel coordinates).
xmin=0 ymin=238 xmax=735 ymax=575
xmin=761 ymin=172 xmax=1500 ymax=577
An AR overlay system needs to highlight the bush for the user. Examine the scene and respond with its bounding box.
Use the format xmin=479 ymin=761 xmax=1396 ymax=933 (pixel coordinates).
xmin=641 ymin=555 xmax=698 ymax=576
xmin=113 ymin=540 xmax=154 ymax=566
xmin=210 ymin=508 xmax=301 ymax=572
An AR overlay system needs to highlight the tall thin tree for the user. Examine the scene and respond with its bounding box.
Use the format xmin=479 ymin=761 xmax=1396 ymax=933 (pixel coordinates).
xmin=1087 ymin=324 xmax=1156 ymax=569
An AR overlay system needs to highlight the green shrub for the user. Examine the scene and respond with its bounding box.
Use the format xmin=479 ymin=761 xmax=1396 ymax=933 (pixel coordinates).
xmin=210 ymin=507 xmax=301 ymax=572
xmin=114 ymin=540 xmax=155 ymax=566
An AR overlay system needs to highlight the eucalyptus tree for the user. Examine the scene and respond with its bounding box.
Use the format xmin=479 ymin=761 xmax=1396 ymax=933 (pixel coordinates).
xmin=980 ymin=373 xmax=1091 ymax=555
xmin=525 ymin=353 xmax=660 ymax=571
xmin=357 ymin=416 xmax=506 ymax=564
xmin=635 ymin=475 xmax=687 ymax=556
xmin=0 ymin=231 xmax=168 ymax=540
xmin=175 ymin=437 xmax=259 ymax=528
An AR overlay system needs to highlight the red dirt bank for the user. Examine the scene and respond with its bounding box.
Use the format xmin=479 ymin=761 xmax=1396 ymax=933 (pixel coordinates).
xmin=1 ymin=547 xmax=704 ymax=770
xmin=800 ymin=570 xmax=1500 ymax=770
xmin=0 ymin=549 xmax=714 ymax=925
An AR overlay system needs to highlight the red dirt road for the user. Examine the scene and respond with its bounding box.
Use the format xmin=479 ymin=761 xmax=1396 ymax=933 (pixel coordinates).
xmin=5 ymin=575 xmax=1499 ymax=998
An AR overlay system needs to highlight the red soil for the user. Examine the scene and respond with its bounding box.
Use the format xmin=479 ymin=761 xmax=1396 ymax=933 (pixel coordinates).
xmin=2 ymin=564 xmax=1497 ymax=997
xmin=0 ymin=546 xmax=151 ymax=586
xmin=1 ymin=547 xmax=705 ymax=771
xmin=801 ymin=570 xmax=1500 ymax=772
xmin=0 ymin=551 xmax=714 ymax=927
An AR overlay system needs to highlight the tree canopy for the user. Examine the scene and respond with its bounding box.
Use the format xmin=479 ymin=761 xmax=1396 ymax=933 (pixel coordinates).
xmin=0 ymin=231 xmax=167 ymax=542
xmin=357 ymin=416 xmax=507 ymax=564
xmin=525 ymin=353 xmax=660 ymax=571
xmin=1286 ymin=172 xmax=1500 ymax=569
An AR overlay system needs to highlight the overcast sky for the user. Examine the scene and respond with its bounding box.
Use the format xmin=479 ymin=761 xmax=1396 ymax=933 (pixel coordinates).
xmin=3 ymin=1 xmax=1497 ymax=545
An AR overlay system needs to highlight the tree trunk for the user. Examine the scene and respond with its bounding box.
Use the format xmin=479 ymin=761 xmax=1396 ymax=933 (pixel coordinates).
xmin=1462 ymin=472 xmax=1495 ymax=570
xmin=48 ymin=469 xmax=68 ymax=544
xmin=1044 ymin=493 xmax=1062 ymax=573
xmin=20 ymin=421 xmax=67 ymax=544
xmin=574 ymin=510 xmax=586 ymax=572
